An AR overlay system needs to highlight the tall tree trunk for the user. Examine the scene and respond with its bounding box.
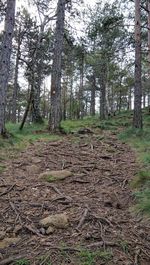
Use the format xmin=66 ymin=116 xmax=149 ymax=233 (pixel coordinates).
xmin=19 ymin=84 xmax=34 ymax=130
xmin=12 ymin=25 xmax=21 ymax=123
xmin=0 ymin=0 xmax=16 ymax=135
xmin=133 ymin=0 xmax=143 ymax=128
xmin=128 ymin=86 xmax=132 ymax=110
xmin=90 ymin=75 xmax=96 ymax=116
xmin=32 ymin=23 xmax=45 ymax=123
xmin=69 ymin=76 xmax=73 ymax=119
xmin=148 ymin=0 xmax=150 ymax=111
xmin=49 ymin=0 xmax=66 ymax=132
xmin=100 ymin=63 xmax=107 ymax=120
xmin=79 ymin=51 xmax=84 ymax=119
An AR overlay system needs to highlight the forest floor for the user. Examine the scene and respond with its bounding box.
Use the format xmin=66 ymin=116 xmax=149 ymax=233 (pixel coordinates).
xmin=0 ymin=113 xmax=150 ymax=265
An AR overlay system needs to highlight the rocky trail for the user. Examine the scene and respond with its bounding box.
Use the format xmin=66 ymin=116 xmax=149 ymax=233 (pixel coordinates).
xmin=0 ymin=130 xmax=150 ymax=265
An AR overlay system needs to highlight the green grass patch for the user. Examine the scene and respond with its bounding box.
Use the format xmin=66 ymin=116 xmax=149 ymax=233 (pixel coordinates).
xmin=131 ymin=171 xmax=150 ymax=188
xmin=61 ymin=116 xmax=99 ymax=133
xmin=117 ymin=109 xmax=150 ymax=215
xmin=78 ymin=249 xmax=112 ymax=265
xmin=135 ymin=189 xmax=150 ymax=215
xmin=0 ymin=122 xmax=61 ymax=161
xmin=0 ymin=164 xmax=6 ymax=173
xmin=15 ymin=259 xmax=30 ymax=265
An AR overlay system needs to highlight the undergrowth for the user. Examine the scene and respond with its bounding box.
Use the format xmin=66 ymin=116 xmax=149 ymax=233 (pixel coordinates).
xmin=0 ymin=122 xmax=61 ymax=161
xmin=118 ymin=108 xmax=150 ymax=215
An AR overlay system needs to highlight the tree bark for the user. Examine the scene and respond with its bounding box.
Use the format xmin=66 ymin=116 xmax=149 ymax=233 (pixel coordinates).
xmin=0 ymin=0 xmax=16 ymax=135
xmin=148 ymin=0 xmax=150 ymax=111
xmin=12 ymin=24 xmax=21 ymax=123
xmin=32 ymin=23 xmax=45 ymax=123
xmin=90 ymin=75 xmax=96 ymax=116
xmin=49 ymin=0 xmax=66 ymax=132
xmin=133 ymin=0 xmax=143 ymax=128
xmin=100 ymin=63 xmax=107 ymax=120
xmin=79 ymin=50 xmax=84 ymax=119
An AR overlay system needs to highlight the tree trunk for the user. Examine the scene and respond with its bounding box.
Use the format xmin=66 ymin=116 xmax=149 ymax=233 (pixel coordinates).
xmin=148 ymin=0 xmax=150 ymax=111
xmin=79 ymin=51 xmax=84 ymax=119
xmin=100 ymin=63 xmax=107 ymax=120
xmin=133 ymin=0 xmax=143 ymax=128
xmin=19 ymin=84 xmax=34 ymax=130
xmin=32 ymin=23 xmax=45 ymax=123
xmin=49 ymin=0 xmax=66 ymax=132
xmin=12 ymin=25 xmax=21 ymax=123
xmin=90 ymin=75 xmax=96 ymax=116
xmin=0 ymin=0 xmax=16 ymax=135
xmin=128 ymin=86 xmax=132 ymax=110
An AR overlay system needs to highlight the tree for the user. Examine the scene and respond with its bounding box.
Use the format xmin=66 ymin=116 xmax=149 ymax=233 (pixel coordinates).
xmin=49 ymin=0 xmax=67 ymax=132
xmin=0 ymin=0 xmax=16 ymax=135
xmin=133 ymin=0 xmax=143 ymax=128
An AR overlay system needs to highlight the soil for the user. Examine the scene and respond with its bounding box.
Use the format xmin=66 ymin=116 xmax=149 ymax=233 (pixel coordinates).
xmin=0 ymin=131 xmax=150 ymax=265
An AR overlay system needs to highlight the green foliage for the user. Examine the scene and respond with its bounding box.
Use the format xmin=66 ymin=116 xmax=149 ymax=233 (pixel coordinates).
xmin=135 ymin=189 xmax=150 ymax=215
xmin=119 ymin=240 xmax=129 ymax=254
xmin=5 ymin=122 xmax=61 ymax=149
xmin=78 ymin=249 xmax=112 ymax=265
xmin=0 ymin=164 xmax=6 ymax=173
xmin=118 ymin=109 xmax=150 ymax=215
xmin=61 ymin=116 xmax=99 ymax=133
xmin=38 ymin=255 xmax=52 ymax=265
xmin=15 ymin=259 xmax=30 ymax=265
xmin=131 ymin=171 xmax=150 ymax=188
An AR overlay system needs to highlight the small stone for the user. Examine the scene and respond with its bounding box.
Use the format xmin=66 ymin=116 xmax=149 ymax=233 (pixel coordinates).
xmin=39 ymin=213 xmax=69 ymax=229
xmin=0 ymin=231 xmax=5 ymax=240
xmin=26 ymin=165 xmax=39 ymax=174
xmin=39 ymin=228 xmax=46 ymax=235
xmin=39 ymin=170 xmax=72 ymax=182
xmin=46 ymin=226 xmax=55 ymax=235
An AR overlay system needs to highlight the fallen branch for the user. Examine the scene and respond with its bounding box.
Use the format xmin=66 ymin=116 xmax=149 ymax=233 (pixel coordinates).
xmin=40 ymin=243 xmax=81 ymax=253
xmin=0 ymin=255 xmax=26 ymax=265
xmin=49 ymin=185 xmax=72 ymax=202
xmin=76 ymin=207 xmax=89 ymax=230
xmin=24 ymin=224 xmax=42 ymax=237
xmin=134 ymin=247 xmax=141 ymax=265
xmin=70 ymin=179 xmax=90 ymax=184
xmin=90 ymin=214 xmax=113 ymax=227
xmin=87 ymin=241 xmax=119 ymax=248
xmin=0 ymin=184 xmax=16 ymax=197
xmin=51 ymin=195 xmax=72 ymax=203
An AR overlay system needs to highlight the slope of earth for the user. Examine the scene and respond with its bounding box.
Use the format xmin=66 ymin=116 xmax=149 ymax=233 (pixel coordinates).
xmin=0 ymin=130 xmax=150 ymax=265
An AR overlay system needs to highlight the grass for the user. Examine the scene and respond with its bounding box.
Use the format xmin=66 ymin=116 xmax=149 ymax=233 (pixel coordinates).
xmin=78 ymin=249 xmax=113 ymax=265
xmin=61 ymin=116 xmax=99 ymax=133
xmin=15 ymin=259 xmax=30 ymax=265
xmin=0 ymin=122 xmax=61 ymax=161
xmin=118 ymin=108 xmax=150 ymax=215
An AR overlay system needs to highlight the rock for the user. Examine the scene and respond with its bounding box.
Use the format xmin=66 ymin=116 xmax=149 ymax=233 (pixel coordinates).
xmin=39 ymin=213 xmax=69 ymax=229
xmin=39 ymin=170 xmax=72 ymax=182
xmin=46 ymin=226 xmax=55 ymax=235
xmin=26 ymin=165 xmax=39 ymax=174
xmin=31 ymin=157 xmax=41 ymax=164
xmin=0 ymin=237 xmax=20 ymax=249
xmin=0 ymin=231 xmax=5 ymax=240
xmin=39 ymin=228 xmax=46 ymax=235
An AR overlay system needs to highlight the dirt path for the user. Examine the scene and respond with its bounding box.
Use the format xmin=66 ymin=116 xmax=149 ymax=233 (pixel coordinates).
xmin=0 ymin=131 xmax=150 ymax=265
